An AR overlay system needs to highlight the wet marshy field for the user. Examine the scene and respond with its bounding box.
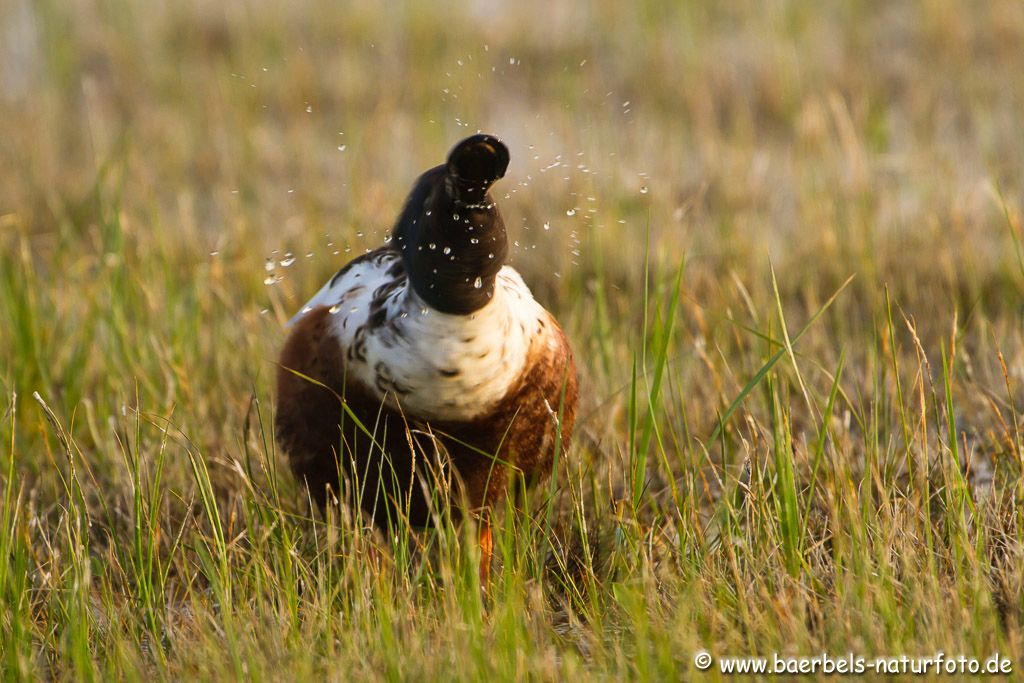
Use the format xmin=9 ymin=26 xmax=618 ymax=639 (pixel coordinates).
xmin=3 ymin=1 xmax=1024 ymax=679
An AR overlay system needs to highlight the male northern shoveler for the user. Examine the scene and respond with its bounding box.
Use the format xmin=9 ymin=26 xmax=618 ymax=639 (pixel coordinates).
xmin=275 ymin=134 xmax=578 ymax=583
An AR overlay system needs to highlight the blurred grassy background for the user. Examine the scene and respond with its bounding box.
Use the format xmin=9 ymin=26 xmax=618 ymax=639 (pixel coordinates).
xmin=3 ymin=0 xmax=1024 ymax=679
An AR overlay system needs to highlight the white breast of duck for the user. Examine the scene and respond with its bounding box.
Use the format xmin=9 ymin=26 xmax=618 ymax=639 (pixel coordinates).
xmin=288 ymin=251 xmax=556 ymax=421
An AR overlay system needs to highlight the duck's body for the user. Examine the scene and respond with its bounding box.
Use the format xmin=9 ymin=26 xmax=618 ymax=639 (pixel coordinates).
xmin=275 ymin=135 xmax=578 ymax=529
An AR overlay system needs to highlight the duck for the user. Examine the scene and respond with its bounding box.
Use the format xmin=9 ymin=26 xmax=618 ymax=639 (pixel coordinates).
xmin=275 ymin=134 xmax=579 ymax=584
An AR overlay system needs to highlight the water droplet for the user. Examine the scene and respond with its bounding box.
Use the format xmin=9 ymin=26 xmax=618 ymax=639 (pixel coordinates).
xmin=383 ymin=235 xmax=393 ymax=244
xmin=453 ymin=213 xmax=460 ymax=220
xmin=487 ymin=253 xmax=494 ymax=259
xmin=470 ymin=238 xmax=479 ymax=244
xmin=305 ymin=105 xmax=313 ymax=113
xmin=473 ymin=277 xmax=483 ymax=289
xmin=209 ymin=250 xmax=220 ymax=256
xmin=543 ymin=222 xmax=551 ymax=231
xmin=425 ymin=210 xmax=432 ymax=216
xmin=264 ymin=259 xmax=275 ymax=272
xmin=420 ymin=308 xmax=429 ymax=316
xmin=329 ymin=304 xmax=340 ymax=314
xmin=428 ymin=242 xmax=436 ymax=250
xmin=640 ymin=185 xmax=649 ymax=194
xmin=443 ymin=246 xmax=451 ymax=255
xmin=337 ymin=145 xmax=346 ymax=151
xmin=566 ymin=209 xmax=576 ymax=217
xmin=263 ymin=275 xmax=279 ymax=285
xmin=280 ymin=253 xmax=296 ymax=267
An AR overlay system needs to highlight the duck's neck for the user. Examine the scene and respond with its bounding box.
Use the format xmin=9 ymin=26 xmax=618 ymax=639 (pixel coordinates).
xmin=400 ymin=199 xmax=509 ymax=315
